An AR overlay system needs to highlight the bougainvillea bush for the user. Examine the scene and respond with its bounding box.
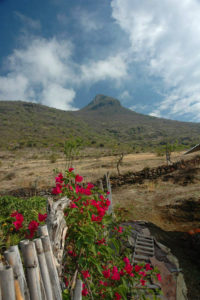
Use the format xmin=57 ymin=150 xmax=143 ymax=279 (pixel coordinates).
xmin=0 ymin=195 xmax=46 ymax=253
xmin=52 ymin=169 xmax=162 ymax=299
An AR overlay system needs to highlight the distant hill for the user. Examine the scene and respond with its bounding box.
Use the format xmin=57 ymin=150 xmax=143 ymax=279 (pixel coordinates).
xmin=0 ymin=95 xmax=200 ymax=152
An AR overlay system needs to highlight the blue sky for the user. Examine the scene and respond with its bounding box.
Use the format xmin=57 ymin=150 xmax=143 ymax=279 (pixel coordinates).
xmin=1 ymin=0 xmax=200 ymax=122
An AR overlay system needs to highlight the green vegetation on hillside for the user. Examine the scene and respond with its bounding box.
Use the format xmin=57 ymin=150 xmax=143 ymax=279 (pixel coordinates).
xmin=0 ymin=95 xmax=200 ymax=152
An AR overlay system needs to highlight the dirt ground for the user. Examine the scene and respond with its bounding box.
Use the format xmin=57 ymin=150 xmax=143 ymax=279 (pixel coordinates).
xmin=0 ymin=148 xmax=199 ymax=232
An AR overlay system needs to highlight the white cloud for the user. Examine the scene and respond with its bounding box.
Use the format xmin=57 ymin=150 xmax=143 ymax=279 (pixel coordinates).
xmin=120 ymin=90 xmax=131 ymax=100
xmin=0 ymin=36 xmax=127 ymax=110
xmin=14 ymin=11 xmax=41 ymax=30
xmin=111 ymin=0 xmax=200 ymax=120
xmin=80 ymin=55 xmax=127 ymax=82
xmin=41 ymin=84 xmax=76 ymax=110
xmin=73 ymin=8 xmax=102 ymax=32
xmin=0 ymin=38 xmax=77 ymax=110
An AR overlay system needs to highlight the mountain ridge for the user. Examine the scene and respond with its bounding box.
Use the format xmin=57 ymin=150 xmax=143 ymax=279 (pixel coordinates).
xmin=0 ymin=95 xmax=200 ymax=151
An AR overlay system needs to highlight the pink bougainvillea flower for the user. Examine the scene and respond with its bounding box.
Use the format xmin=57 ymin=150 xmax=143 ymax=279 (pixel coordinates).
xmin=11 ymin=212 xmax=24 ymax=230
xmin=156 ymin=273 xmax=162 ymax=281
xmin=13 ymin=220 xmax=23 ymax=230
xmin=26 ymin=220 xmax=39 ymax=239
xmin=139 ymin=271 xmax=147 ymax=277
xmin=28 ymin=220 xmax=39 ymax=231
xmin=96 ymin=238 xmax=106 ymax=245
xmin=135 ymin=265 xmax=142 ymax=272
xmin=55 ymin=173 xmax=64 ymax=183
xmin=82 ymin=288 xmax=88 ymax=296
xmin=70 ymin=203 xmax=78 ymax=209
xmin=38 ymin=213 xmax=47 ymax=222
xmin=64 ymin=277 xmax=69 ymax=287
xmin=124 ymin=264 xmax=133 ymax=275
xmin=87 ymin=183 xmax=94 ymax=189
xmin=10 ymin=211 xmax=18 ymax=217
xmin=68 ymin=167 xmax=74 ymax=172
xmin=145 ymin=263 xmax=152 ymax=271
xmin=102 ymin=269 xmax=110 ymax=279
xmin=82 ymin=283 xmax=88 ymax=296
xmin=140 ymin=279 xmax=146 ymax=286
xmin=114 ymin=292 xmax=122 ymax=300
xmin=52 ymin=184 xmax=62 ymax=195
xmin=123 ymin=257 xmax=130 ymax=265
xmin=75 ymin=174 xmax=83 ymax=182
xmin=118 ymin=226 xmax=123 ymax=233
xmin=81 ymin=270 xmax=90 ymax=279
xmin=114 ymin=226 xmax=123 ymax=233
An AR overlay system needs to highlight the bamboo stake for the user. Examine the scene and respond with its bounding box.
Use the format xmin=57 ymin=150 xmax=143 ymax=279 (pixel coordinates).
xmin=21 ymin=241 xmax=43 ymax=300
xmin=73 ymin=279 xmax=82 ymax=300
xmin=4 ymin=251 xmax=24 ymax=300
xmin=0 ymin=266 xmax=16 ymax=300
xmin=41 ymin=235 xmax=62 ymax=300
xmin=34 ymin=238 xmax=54 ymax=300
xmin=9 ymin=245 xmax=30 ymax=300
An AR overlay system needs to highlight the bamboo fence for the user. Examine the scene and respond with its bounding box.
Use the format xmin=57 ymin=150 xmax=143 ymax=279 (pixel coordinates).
xmin=0 ymin=196 xmax=83 ymax=300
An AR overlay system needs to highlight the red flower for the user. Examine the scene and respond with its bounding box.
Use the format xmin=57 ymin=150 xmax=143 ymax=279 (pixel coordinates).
xmin=114 ymin=292 xmax=122 ymax=300
xmin=38 ymin=213 xmax=47 ymax=222
xmin=81 ymin=270 xmax=90 ymax=279
xmin=156 ymin=273 xmax=161 ymax=281
xmin=102 ymin=269 xmax=110 ymax=279
xmin=11 ymin=212 xmax=24 ymax=230
xmin=26 ymin=220 xmax=39 ymax=239
xmin=75 ymin=175 xmax=83 ymax=182
xmin=10 ymin=211 xmax=18 ymax=217
xmin=87 ymin=183 xmax=94 ymax=189
xmin=52 ymin=184 xmax=62 ymax=195
xmin=13 ymin=220 xmax=23 ymax=230
xmin=124 ymin=263 xmax=133 ymax=274
xmin=140 ymin=279 xmax=146 ymax=286
xmin=145 ymin=263 xmax=152 ymax=271
xmin=135 ymin=265 xmax=142 ymax=272
xmin=55 ymin=173 xmax=63 ymax=183
xmin=123 ymin=257 xmax=130 ymax=265
xmin=70 ymin=203 xmax=78 ymax=208
xmin=82 ymin=283 xmax=88 ymax=296
xmin=68 ymin=167 xmax=74 ymax=172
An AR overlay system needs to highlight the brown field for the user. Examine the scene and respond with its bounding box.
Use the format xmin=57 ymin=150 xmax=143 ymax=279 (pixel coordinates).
xmin=0 ymin=148 xmax=200 ymax=232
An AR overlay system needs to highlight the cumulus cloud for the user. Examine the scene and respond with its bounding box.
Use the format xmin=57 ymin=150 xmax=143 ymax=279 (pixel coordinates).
xmin=0 ymin=38 xmax=77 ymax=110
xmin=80 ymin=54 xmax=127 ymax=83
xmin=0 ymin=36 xmax=127 ymax=110
xmin=111 ymin=0 xmax=200 ymax=120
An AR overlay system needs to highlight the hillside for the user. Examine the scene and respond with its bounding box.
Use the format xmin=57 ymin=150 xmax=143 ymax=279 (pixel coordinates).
xmin=0 ymin=94 xmax=200 ymax=151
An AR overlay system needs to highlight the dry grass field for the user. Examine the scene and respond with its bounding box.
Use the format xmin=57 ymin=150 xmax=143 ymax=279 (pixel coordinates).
xmin=0 ymin=148 xmax=199 ymax=232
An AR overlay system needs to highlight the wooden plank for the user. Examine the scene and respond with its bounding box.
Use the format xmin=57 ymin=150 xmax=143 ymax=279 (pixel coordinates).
xmin=0 ymin=266 xmax=16 ymax=300
xmin=134 ymin=254 xmax=150 ymax=261
xmin=134 ymin=248 xmax=154 ymax=256
xmin=34 ymin=238 xmax=54 ymax=300
xmin=135 ymin=245 xmax=154 ymax=251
